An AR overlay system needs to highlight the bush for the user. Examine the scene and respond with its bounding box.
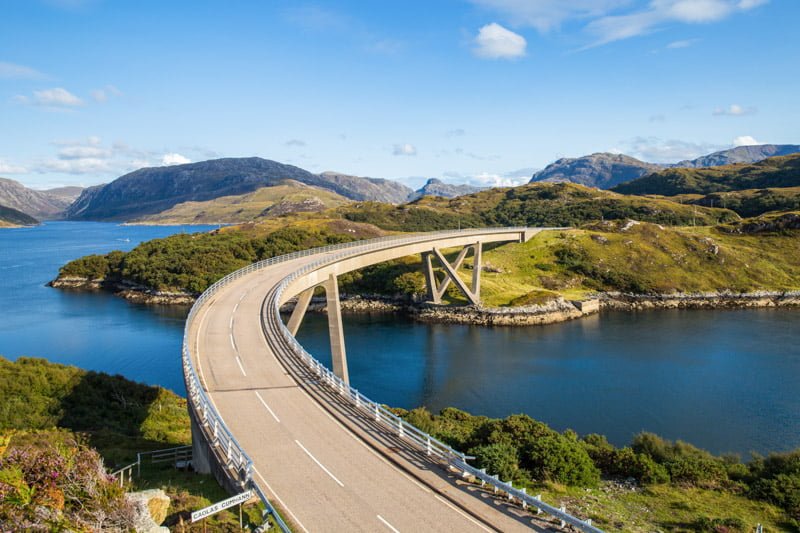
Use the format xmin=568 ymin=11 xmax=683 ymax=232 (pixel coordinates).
xmin=526 ymin=432 xmax=600 ymax=487
xmin=470 ymin=442 xmax=522 ymax=482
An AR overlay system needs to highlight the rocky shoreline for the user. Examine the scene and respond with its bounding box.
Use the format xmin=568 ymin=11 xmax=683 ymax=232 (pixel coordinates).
xmin=48 ymin=277 xmax=195 ymax=305
xmin=49 ymin=275 xmax=800 ymax=325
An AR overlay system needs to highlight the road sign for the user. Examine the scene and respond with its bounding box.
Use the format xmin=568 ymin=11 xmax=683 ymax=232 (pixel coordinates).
xmin=191 ymin=490 xmax=253 ymax=523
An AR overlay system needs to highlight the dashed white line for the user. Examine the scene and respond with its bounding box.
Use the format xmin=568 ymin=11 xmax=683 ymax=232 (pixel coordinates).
xmin=294 ymin=440 xmax=344 ymax=487
xmin=229 ymin=315 xmax=234 ymax=330
xmin=253 ymin=467 xmax=309 ymax=533
xmin=254 ymin=391 xmax=280 ymax=423
xmin=229 ymin=333 xmax=237 ymax=353
xmin=235 ymin=355 xmax=247 ymax=376
xmin=377 ymin=515 xmax=400 ymax=533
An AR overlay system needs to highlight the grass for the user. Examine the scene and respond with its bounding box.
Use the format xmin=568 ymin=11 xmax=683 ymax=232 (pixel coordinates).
xmin=537 ymin=482 xmax=790 ymax=532
xmin=134 ymin=180 xmax=351 ymax=225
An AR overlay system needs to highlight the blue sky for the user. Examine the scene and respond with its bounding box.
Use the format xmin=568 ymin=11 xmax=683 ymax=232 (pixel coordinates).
xmin=1 ymin=0 xmax=797 ymax=189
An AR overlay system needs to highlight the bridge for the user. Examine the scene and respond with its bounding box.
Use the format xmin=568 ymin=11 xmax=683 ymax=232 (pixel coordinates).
xmin=182 ymin=228 xmax=603 ymax=532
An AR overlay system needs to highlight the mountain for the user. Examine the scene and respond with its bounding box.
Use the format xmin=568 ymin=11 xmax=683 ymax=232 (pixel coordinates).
xmin=410 ymin=178 xmax=482 ymax=200
xmin=43 ymin=186 xmax=85 ymax=204
xmin=66 ymin=158 xmax=413 ymax=221
xmin=612 ymin=154 xmax=800 ymax=196
xmin=318 ymin=171 xmax=412 ymax=204
xmin=0 ymin=204 xmax=39 ymax=227
xmin=133 ymin=180 xmax=351 ymax=224
xmin=530 ymin=153 xmax=664 ymax=189
xmin=0 ymin=178 xmax=74 ymax=219
xmin=676 ymin=144 xmax=800 ymax=168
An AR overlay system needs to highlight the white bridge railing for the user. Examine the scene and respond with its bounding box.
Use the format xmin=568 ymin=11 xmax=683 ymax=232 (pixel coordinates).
xmin=183 ymin=227 xmax=602 ymax=533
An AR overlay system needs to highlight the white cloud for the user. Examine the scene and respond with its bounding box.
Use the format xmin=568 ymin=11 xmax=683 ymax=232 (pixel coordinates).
xmin=0 ymin=61 xmax=46 ymax=80
xmin=473 ymin=23 xmax=527 ymax=59
xmin=161 ymin=153 xmax=191 ymax=166
xmin=712 ymin=103 xmax=757 ymax=116
xmin=40 ymin=158 xmax=112 ymax=175
xmin=666 ymin=38 xmax=699 ymax=48
xmin=586 ymin=0 xmax=769 ymax=46
xmin=393 ymin=143 xmax=417 ymax=156
xmin=442 ymin=167 xmax=535 ymax=187
xmin=620 ymin=136 xmax=725 ymax=163
xmin=90 ymin=85 xmax=122 ymax=103
xmin=14 ymin=87 xmax=84 ymax=108
xmin=285 ymin=139 xmax=307 ymax=147
xmin=732 ymin=135 xmax=761 ymax=147
xmin=58 ymin=145 xmax=111 ymax=160
xmin=470 ymin=0 xmax=630 ymax=32
xmin=0 ymin=159 xmax=29 ymax=174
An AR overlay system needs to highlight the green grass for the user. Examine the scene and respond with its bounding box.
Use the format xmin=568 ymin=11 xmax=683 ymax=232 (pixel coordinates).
xmin=613 ymin=153 xmax=800 ymax=196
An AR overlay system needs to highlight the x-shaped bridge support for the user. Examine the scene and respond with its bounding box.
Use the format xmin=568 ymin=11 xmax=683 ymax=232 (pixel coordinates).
xmin=422 ymin=242 xmax=482 ymax=305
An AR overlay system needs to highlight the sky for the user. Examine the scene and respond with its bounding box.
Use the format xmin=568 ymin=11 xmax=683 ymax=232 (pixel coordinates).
xmin=1 ymin=0 xmax=798 ymax=190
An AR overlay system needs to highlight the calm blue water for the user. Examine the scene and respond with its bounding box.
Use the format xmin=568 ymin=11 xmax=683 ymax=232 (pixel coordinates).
xmin=0 ymin=221 xmax=216 ymax=394
xmin=2 ymin=222 xmax=798 ymax=455
xmin=296 ymin=309 xmax=800 ymax=456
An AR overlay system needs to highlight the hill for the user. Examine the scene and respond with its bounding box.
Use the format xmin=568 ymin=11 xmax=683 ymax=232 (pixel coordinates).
xmin=410 ymin=178 xmax=483 ymax=200
xmin=133 ymin=180 xmax=351 ymax=224
xmin=676 ymin=144 xmax=800 ymax=168
xmin=318 ymin=171 xmax=412 ymax=203
xmin=42 ymin=185 xmax=84 ymax=204
xmin=0 ymin=204 xmax=38 ymax=227
xmin=675 ymin=187 xmax=800 ymax=218
xmin=612 ymin=154 xmax=800 ymax=196
xmin=346 ymin=182 xmax=739 ymax=229
xmin=530 ymin=153 xmax=664 ymax=189
xmin=65 ymin=158 xmax=412 ymax=221
xmin=0 ymin=178 xmax=73 ymax=219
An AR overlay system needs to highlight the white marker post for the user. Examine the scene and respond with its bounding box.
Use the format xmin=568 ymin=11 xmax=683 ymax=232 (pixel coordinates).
xmin=191 ymin=489 xmax=253 ymax=529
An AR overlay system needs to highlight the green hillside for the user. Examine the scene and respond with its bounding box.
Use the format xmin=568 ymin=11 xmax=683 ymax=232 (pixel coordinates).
xmin=339 ymin=182 xmax=739 ymax=229
xmin=669 ymin=187 xmax=800 ymax=217
xmin=133 ymin=180 xmax=351 ymax=225
xmin=613 ymin=154 xmax=800 ymax=196
xmin=0 ymin=204 xmax=38 ymax=227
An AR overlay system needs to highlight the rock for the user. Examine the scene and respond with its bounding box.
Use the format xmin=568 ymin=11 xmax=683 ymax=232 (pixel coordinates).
xmin=620 ymin=219 xmax=640 ymax=232
xmin=127 ymin=488 xmax=170 ymax=532
xmin=590 ymin=234 xmax=609 ymax=244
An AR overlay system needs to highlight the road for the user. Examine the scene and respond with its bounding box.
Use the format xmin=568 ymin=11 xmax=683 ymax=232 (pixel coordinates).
xmin=189 ymin=245 xmax=551 ymax=532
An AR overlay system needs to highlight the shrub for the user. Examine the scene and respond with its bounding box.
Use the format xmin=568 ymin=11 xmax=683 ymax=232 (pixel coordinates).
xmin=525 ymin=432 xmax=600 ymax=487
xmin=470 ymin=442 xmax=522 ymax=482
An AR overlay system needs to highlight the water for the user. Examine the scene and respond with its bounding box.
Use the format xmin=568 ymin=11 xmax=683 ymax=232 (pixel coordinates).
xmin=2 ymin=222 xmax=798 ymax=455
xmin=0 ymin=221 xmax=216 ymax=394
xmin=296 ymin=310 xmax=800 ymax=456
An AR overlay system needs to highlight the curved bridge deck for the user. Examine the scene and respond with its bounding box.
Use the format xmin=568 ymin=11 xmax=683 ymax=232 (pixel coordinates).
xmin=185 ymin=229 xmax=601 ymax=532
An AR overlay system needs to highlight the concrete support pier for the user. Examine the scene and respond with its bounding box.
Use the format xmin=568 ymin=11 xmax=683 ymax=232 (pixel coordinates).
xmin=423 ymin=243 xmax=483 ymax=305
xmin=324 ymin=273 xmax=349 ymax=385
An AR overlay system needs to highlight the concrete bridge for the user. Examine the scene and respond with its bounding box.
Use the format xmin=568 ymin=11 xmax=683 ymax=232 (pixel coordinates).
xmin=182 ymin=228 xmax=603 ymax=532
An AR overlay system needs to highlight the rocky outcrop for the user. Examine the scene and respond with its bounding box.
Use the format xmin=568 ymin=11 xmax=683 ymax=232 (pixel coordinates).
xmin=675 ymin=144 xmax=800 ymax=168
xmin=49 ymin=276 xmax=195 ymax=305
xmin=602 ymin=291 xmax=800 ymax=310
xmin=530 ymin=153 xmax=664 ymax=189
xmin=126 ymin=489 xmax=170 ymax=533
xmin=409 ymin=178 xmax=482 ymax=200
xmin=414 ymin=297 xmax=592 ymax=326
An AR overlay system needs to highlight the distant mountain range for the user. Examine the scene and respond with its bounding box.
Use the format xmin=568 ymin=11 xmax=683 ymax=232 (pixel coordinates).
xmin=0 ymin=178 xmax=81 ymax=220
xmin=410 ymin=178 xmax=483 ymax=201
xmin=66 ymin=158 xmax=413 ymax=221
xmin=530 ymin=144 xmax=800 ymax=190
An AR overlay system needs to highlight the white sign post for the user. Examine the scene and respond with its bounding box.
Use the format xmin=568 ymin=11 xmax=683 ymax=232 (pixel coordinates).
xmin=191 ymin=489 xmax=253 ymax=524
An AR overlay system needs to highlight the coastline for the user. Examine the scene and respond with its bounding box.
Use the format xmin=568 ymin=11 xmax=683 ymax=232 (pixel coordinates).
xmin=51 ymin=275 xmax=800 ymax=326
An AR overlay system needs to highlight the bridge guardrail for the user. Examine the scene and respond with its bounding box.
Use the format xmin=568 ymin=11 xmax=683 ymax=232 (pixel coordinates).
xmin=184 ymin=227 xmax=600 ymax=532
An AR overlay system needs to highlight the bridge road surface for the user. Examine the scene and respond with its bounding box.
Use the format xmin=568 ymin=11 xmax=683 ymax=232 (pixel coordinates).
xmin=190 ymin=252 xmax=542 ymax=533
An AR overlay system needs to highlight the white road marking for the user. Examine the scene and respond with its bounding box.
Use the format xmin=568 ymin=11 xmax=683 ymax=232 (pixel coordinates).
xmin=259 ymin=326 xmax=432 ymax=494
xmin=229 ymin=333 xmax=237 ymax=353
xmin=253 ymin=467 xmax=309 ymax=533
xmin=239 ymin=291 xmax=248 ymax=302
xmin=235 ymin=355 xmax=247 ymax=376
xmin=254 ymin=391 xmax=280 ymax=423
xmin=434 ymin=495 xmax=492 ymax=532
xmin=233 ymin=302 xmax=240 ymax=314
xmin=294 ymin=440 xmax=344 ymax=487
xmin=229 ymin=315 xmax=234 ymax=330
xmin=377 ymin=515 xmax=400 ymax=533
